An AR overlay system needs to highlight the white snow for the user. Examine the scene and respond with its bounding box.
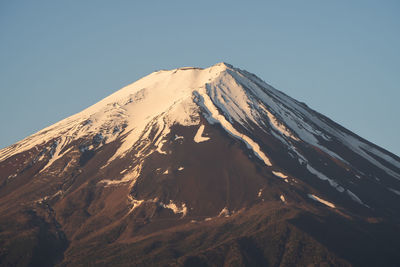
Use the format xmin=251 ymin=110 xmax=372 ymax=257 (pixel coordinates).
xmin=127 ymin=195 xmax=144 ymax=214
xmin=127 ymin=197 xmax=160 ymax=214
xmin=7 ymin=173 xmax=17 ymax=180
xmin=35 ymin=190 xmax=63 ymax=204
xmin=260 ymin=105 xmax=299 ymax=141
xmin=160 ymin=200 xmax=188 ymax=217
xmin=272 ymin=171 xmax=288 ymax=179
xmin=99 ymin=163 xmax=142 ymax=187
xmin=308 ymin=194 xmax=335 ymax=208
xmin=257 ymin=189 xmax=263 ymax=197
xmin=38 ymin=138 xmax=66 ymax=174
xmin=218 ymin=207 xmax=230 ymax=217
xmin=388 ymin=188 xmax=400 ymax=196
xmin=163 ymin=169 xmax=169 ymax=175
xmin=156 ymin=140 xmax=168 ymax=155
xmin=174 ymin=134 xmax=184 ymax=141
xmin=1 ymin=61 xmax=399 ymax=184
xmin=280 ymin=195 xmax=286 ymax=202
xmin=0 ymin=64 xmax=227 ymax=163
xmin=177 ymin=166 xmax=184 ymax=171
xmin=346 ymin=189 xmax=365 ymax=206
xmin=196 ymin=86 xmax=272 ymax=166
xmin=194 ymin=124 xmax=210 ymax=143
xmin=227 ymin=67 xmax=399 ymax=179
xmin=306 ymin=164 xmax=345 ymax=193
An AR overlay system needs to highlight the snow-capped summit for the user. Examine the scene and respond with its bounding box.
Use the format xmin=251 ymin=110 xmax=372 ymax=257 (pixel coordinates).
xmin=0 ymin=62 xmax=233 ymax=162
xmin=1 ymin=63 xmax=400 ymax=266
xmin=2 ymin=63 xmax=399 ymax=179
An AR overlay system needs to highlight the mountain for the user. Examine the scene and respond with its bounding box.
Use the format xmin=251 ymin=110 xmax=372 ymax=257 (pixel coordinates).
xmin=1 ymin=62 xmax=400 ymax=267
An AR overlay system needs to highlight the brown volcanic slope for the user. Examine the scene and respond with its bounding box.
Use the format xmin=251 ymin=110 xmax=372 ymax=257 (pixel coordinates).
xmin=1 ymin=63 xmax=400 ymax=267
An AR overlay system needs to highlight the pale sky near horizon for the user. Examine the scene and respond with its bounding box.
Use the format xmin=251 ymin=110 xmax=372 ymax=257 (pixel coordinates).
xmin=1 ymin=1 xmax=399 ymax=156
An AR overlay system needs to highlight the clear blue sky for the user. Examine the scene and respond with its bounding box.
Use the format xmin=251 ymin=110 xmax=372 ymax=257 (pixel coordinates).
xmin=1 ymin=1 xmax=399 ymax=156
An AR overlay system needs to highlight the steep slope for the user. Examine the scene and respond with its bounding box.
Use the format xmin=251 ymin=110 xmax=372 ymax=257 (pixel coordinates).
xmin=1 ymin=63 xmax=400 ymax=266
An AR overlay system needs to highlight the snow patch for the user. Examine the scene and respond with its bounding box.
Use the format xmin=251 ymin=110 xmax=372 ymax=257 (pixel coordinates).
xmin=174 ymin=134 xmax=184 ymax=141
xmin=196 ymin=87 xmax=272 ymax=166
xmin=388 ymin=188 xmax=400 ymax=196
xmin=156 ymin=140 xmax=168 ymax=155
xmin=38 ymin=139 xmax=64 ymax=174
xmin=260 ymin=105 xmax=299 ymax=141
xmin=127 ymin=195 xmax=144 ymax=214
xmin=280 ymin=195 xmax=286 ymax=202
xmin=99 ymin=163 xmax=142 ymax=187
xmin=257 ymin=189 xmax=263 ymax=198
xmin=387 ymin=187 xmax=400 ymax=196
xmin=272 ymin=171 xmax=288 ymax=179
xmin=194 ymin=124 xmax=210 ymax=143
xmin=218 ymin=207 xmax=230 ymax=217
xmin=160 ymin=200 xmax=188 ymax=217
xmin=306 ymin=164 xmax=345 ymax=192
xmin=35 ymin=190 xmax=63 ymax=204
xmin=308 ymin=194 xmax=335 ymax=208
xmin=346 ymin=189 xmax=365 ymax=206
xmin=7 ymin=173 xmax=17 ymax=180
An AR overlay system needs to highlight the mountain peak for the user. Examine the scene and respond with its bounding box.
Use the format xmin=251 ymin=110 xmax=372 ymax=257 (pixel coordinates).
xmin=2 ymin=63 xmax=400 ymax=181
xmin=156 ymin=62 xmax=233 ymax=75
xmin=1 ymin=62 xmax=400 ymax=266
xmin=211 ymin=61 xmax=233 ymax=69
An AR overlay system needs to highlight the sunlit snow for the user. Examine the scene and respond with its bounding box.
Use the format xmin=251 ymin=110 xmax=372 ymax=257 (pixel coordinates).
xmin=1 ymin=62 xmax=399 ymax=184
xmin=218 ymin=207 xmax=230 ymax=217
xmin=160 ymin=200 xmax=188 ymax=217
xmin=272 ymin=171 xmax=288 ymax=179
xmin=194 ymin=124 xmax=210 ymax=143
xmin=308 ymin=194 xmax=335 ymax=208
xmin=257 ymin=189 xmax=263 ymax=197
